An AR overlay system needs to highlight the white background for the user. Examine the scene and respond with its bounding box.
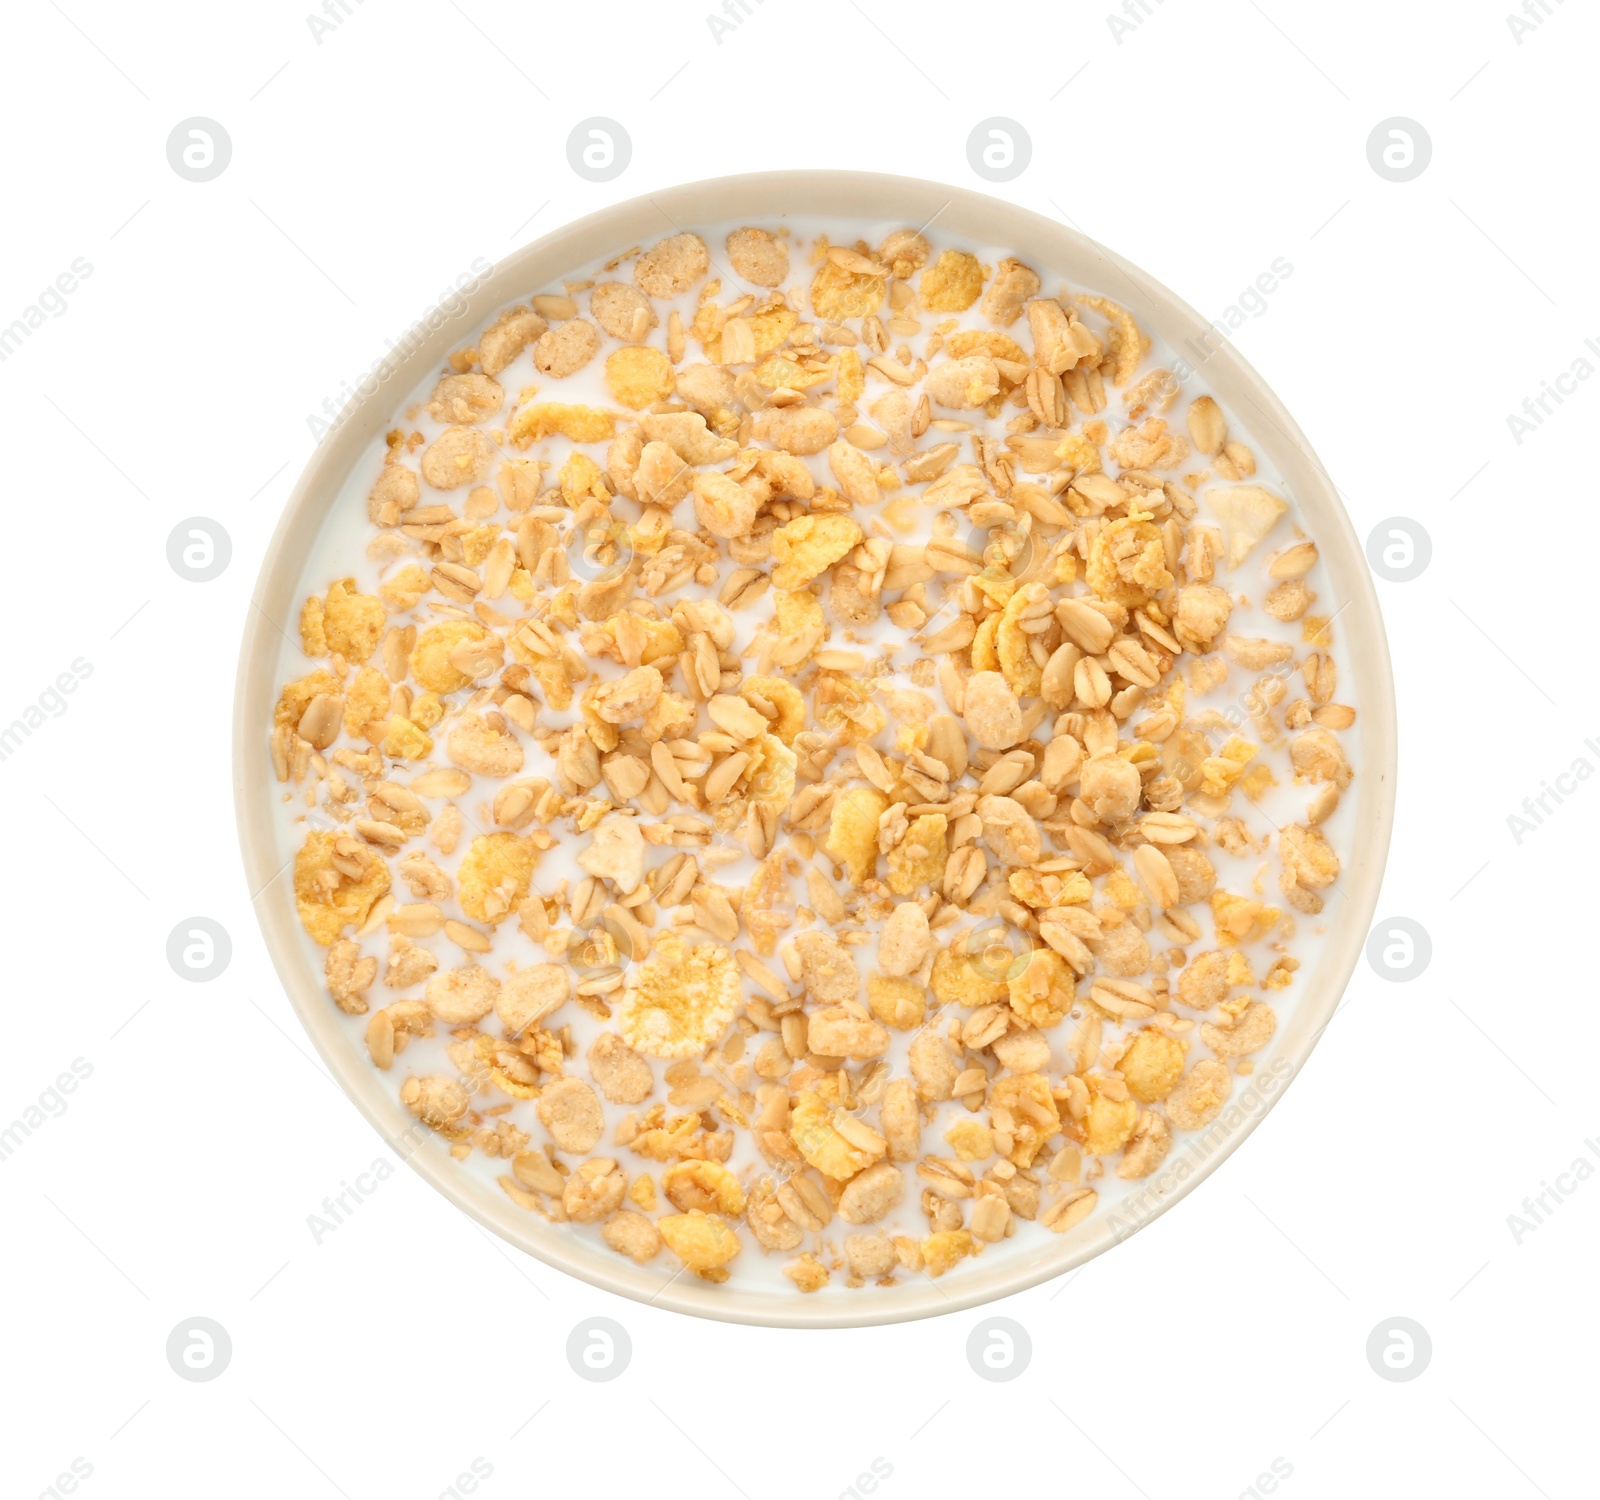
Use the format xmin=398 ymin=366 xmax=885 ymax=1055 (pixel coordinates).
xmin=1 ymin=1 xmax=1591 ymax=1496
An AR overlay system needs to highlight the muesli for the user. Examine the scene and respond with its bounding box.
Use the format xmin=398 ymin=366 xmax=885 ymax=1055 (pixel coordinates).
xmin=271 ymin=219 xmax=1355 ymax=1292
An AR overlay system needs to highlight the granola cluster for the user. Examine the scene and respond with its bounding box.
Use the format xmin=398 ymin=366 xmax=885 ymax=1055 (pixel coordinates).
xmin=272 ymin=221 xmax=1355 ymax=1293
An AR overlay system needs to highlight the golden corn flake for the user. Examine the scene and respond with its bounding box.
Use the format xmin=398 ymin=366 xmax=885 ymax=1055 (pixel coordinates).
xmin=1007 ymin=947 xmax=1073 ymax=1029
xmin=772 ymin=587 xmax=828 ymax=666
xmin=457 ymin=833 xmax=537 ymax=925
xmin=410 ymin=692 xmax=444 ymax=730
xmin=658 ymin=1211 xmax=741 ymax=1278
xmin=930 ymin=943 xmax=1010 ymax=1008
xmin=745 ymin=733 xmax=796 ymax=811
xmin=921 ymin=1229 xmax=980 ymax=1277
xmin=509 ymin=402 xmax=615 ymax=446
xmin=1210 ymin=889 xmax=1281 ymax=946
xmin=887 ymin=813 xmax=948 ymax=896
xmin=771 ymin=514 xmax=863 ymax=591
xmin=1118 ymin=1030 xmax=1185 ymax=1103
xmin=343 ymin=665 xmax=390 ymax=738
xmin=989 ymin=1072 xmax=1060 ymax=1167
xmin=299 ymin=594 xmax=327 ymax=655
xmin=617 ymin=935 xmax=739 ymax=1059
xmin=945 ymin=329 xmax=1027 ymax=365
xmin=379 ymin=563 xmax=429 ymax=613
xmin=275 ymin=669 xmax=340 ymax=729
xmin=323 ymin=579 xmax=386 ymax=663
xmin=867 ymin=973 xmax=927 ymax=1030
xmin=739 ymin=676 xmax=806 ymax=744
xmin=1008 ymin=868 xmax=1091 ymax=908
xmin=970 ymin=613 xmax=1000 ymax=672
xmin=837 ymin=347 xmax=865 ymax=404
xmin=663 ymin=1160 xmax=746 ymax=1216
xmin=790 ymin=1087 xmax=876 ymax=1181
xmin=997 ymin=588 xmax=1043 ymax=697
xmin=919 ymin=250 xmax=984 ymax=312
xmin=825 ymin=786 xmax=888 ymax=885
xmin=380 ymin=715 xmax=432 ymax=760
xmin=559 ymin=451 xmax=609 ymax=505
xmin=945 ymin=1118 xmax=994 ymax=1161
xmin=605 ymin=346 xmax=674 ymax=409
xmin=753 ymin=354 xmax=831 ymax=391
xmin=1081 ymin=1076 xmax=1138 ymax=1156
xmin=294 ymin=829 xmax=391 ymax=946
xmin=411 ymin=620 xmax=492 ymax=694
xmin=810 ymin=261 xmax=885 ymax=321
xmin=1200 ymin=736 xmax=1259 ymax=798
xmin=1086 ymin=513 xmax=1172 ymax=607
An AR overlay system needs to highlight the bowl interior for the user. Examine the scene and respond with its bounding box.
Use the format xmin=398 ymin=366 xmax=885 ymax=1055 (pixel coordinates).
xmin=234 ymin=170 xmax=1395 ymax=1328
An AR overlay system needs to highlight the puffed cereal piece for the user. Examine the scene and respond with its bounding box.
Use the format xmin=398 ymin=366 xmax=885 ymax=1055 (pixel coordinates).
xmin=751 ymin=403 xmax=839 ymax=455
xmin=420 ymin=425 xmax=496 ymax=490
xmin=322 ymin=579 xmax=385 ymax=663
xmin=425 ymin=963 xmax=500 ymax=1024
xmin=603 ymin=1210 xmax=663 ymax=1264
xmin=616 ymin=934 xmax=739 ymax=1059
xmin=537 ymin=1076 xmax=604 ymax=1153
xmin=477 ymin=305 xmax=547 ymax=376
xmin=446 ymin=711 xmax=524 ymax=777
xmin=293 ymin=830 xmax=391 ymax=946
xmin=726 ymin=227 xmax=789 ymax=287
xmin=825 ymin=786 xmax=889 ymax=885
xmin=1081 ymin=1076 xmax=1138 ymax=1156
xmin=634 ymin=233 xmax=710 ymax=297
xmin=379 ymin=562 xmax=429 ymax=614
xmin=771 ymin=513 xmax=863 ymax=591
xmin=429 ymin=372 xmax=503 ymax=424
xmin=1163 ymin=1058 xmax=1232 ymax=1131
xmin=497 ymin=964 xmax=570 ymax=1035
xmin=532 ymin=318 xmax=600 ymax=378
xmin=590 ymin=281 xmax=658 ymax=342
xmin=604 ymin=345 xmax=675 ymax=410
xmin=456 ymin=832 xmax=537 ymax=924
xmin=659 ymin=1210 xmax=741 ymax=1278
xmin=1086 ymin=512 xmax=1172 ymax=606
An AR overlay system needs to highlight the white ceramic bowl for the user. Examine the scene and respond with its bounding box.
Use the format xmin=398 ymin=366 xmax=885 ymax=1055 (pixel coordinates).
xmin=234 ymin=171 xmax=1396 ymax=1328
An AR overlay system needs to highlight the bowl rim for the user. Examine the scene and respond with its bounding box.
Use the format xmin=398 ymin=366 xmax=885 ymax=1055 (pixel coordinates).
xmin=234 ymin=168 xmax=1396 ymax=1329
